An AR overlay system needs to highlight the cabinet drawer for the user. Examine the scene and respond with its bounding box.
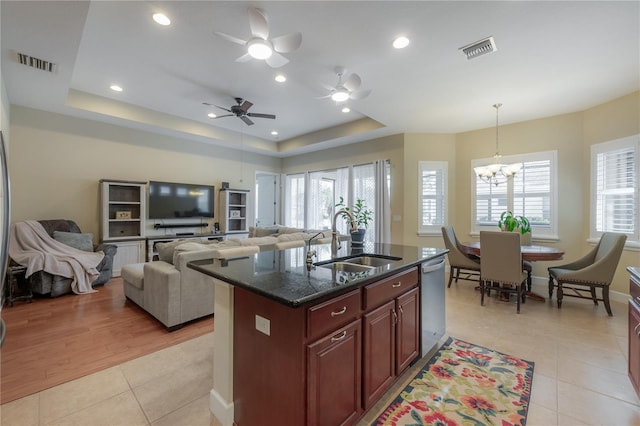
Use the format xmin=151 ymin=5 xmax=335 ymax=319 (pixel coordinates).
xmin=631 ymin=276 xmax=640 ymax=307
xmin=307 ymin=289 xmax=361 ymax=340
xmin=363 ymin=268 xmax=419 ymax=311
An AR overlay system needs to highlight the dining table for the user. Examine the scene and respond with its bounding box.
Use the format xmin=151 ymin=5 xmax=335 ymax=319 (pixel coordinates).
xmin=459 ymin=241 xmax=565 ymax=301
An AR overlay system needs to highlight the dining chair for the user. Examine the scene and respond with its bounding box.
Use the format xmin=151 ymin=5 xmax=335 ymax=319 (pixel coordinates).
xmin=479 ymin=231 xmax=528 ymax=313
xmin=548 ymin=232 xmax=627 ymax=316
xmin=441 ymin=226 xmax=481 ymax=288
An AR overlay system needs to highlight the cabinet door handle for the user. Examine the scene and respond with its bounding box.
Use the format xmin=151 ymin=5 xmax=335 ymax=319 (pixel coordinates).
xmin=399 ymin=305 xmax=404 ymax=316
xmin=331 ymin=331 xmax=347 ymax=342
xmin=636 ymin=296 xmax=640 ymax=303
xmin=635 ymin=323 xmax=640 ymax=337
xmin=392 ymin=282 xmax=402 ymax=288
xmin=330 ymin=306 xmax=347 ymax=317
xmin=392 ymin=308 xmax=398 ymax=325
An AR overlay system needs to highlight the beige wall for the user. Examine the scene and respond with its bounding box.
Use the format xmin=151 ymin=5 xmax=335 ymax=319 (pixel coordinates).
xmin=582 ymin=92 xmax=640 ymax=295
xmin=9 ymin=106 xmax=281 ymax=239
xmin=403 ymin=133 xmax=456 ymax=249
xmin=281 ymin=134 xmax=405 ymax=243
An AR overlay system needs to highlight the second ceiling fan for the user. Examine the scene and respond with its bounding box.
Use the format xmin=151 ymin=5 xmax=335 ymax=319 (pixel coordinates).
xmin=204 ymin=98 xmax=276 ymax=126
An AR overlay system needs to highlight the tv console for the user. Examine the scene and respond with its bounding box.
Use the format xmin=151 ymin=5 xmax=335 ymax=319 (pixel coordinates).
xmin=146 ymin=232 xmax=228 ymax=262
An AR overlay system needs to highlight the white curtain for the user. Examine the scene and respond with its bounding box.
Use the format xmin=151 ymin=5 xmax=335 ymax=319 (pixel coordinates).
xmin=375 ymin=160 xmax=391 ymax=244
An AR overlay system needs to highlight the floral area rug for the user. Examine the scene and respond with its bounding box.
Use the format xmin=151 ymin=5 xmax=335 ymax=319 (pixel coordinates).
xmin=372 ymin=337 xmax=534 ymax=426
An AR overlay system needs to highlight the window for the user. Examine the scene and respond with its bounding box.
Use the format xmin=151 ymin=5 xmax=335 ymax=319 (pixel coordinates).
xmin=418 ymin=161 xmax=448 ymax=235
xmin=283 ymin=162 xmax=389 ymax=244
xmin=472 ymin=151 xmax=557 ymax=238
xmin=591 ymin=135 xmax=639 ymax=245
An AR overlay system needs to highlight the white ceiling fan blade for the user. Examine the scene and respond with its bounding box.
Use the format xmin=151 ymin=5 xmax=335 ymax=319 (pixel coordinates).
xmin=214 ymin=31 xmax=247 ymax=46
xmin=248 ymin=7 xmax=269 ymax=39
xmin=265 ymin=52 xmax=289 ymax=68
xmin=271 ymin=32 xmax=302 ymax=53
xmin=236 ymin=52 xmax=253 ymax=63
xmin=343 ymin=73 xmax=362 ymax=92
xmin=349 ymin=89 xmax=371 ymax=100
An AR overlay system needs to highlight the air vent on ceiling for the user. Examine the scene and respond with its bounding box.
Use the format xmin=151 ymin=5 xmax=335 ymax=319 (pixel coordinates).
xmin=459 ymin=36 xmax=497 ymax=60
xmin=12 ymin=50 xmax=57 ymax=73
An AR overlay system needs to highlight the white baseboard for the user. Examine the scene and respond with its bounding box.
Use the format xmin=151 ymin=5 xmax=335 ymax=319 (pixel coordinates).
xmin=210 ymin=388 xmax=234 ymax=426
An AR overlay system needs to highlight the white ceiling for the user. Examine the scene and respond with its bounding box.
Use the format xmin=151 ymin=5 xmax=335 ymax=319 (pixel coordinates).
xmin=1 ymin=1 xmax=638 ymax=157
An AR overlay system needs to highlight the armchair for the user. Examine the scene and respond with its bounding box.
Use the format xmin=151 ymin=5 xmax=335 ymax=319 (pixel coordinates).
xmin=28 ymin=220 xmax=117 ymax=297
xmin=441 ymin=226 xmax=481 ymax=287
xmin=548 ymin=232 xmax=627 ymax=316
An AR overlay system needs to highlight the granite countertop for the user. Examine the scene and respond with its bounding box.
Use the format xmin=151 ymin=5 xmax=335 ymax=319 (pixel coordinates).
xmin=188 ymin=242 xmax=448 ymax=307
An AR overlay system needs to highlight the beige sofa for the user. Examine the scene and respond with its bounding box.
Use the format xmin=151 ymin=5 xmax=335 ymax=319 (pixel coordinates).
xmin=122 ymin=229 xmax=334 ymax=330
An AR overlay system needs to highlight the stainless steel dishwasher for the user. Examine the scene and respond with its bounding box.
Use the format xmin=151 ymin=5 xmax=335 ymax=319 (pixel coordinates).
xmin=420 ymin=255 xmax=447 ymax=357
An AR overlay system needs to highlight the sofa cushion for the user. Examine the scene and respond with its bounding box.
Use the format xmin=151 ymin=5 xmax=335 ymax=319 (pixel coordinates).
xmin=121 ymin=263 xmax=145 ymax=290
xmin=250 ymin=226 xmax=280 ymax=238
xmin=53 ymin=231 xmax=94 ymax=252
xmin=276 ymin=232 xmax=309 ymax=242
xmin=156 ymin=239 xmax=190 ymax=264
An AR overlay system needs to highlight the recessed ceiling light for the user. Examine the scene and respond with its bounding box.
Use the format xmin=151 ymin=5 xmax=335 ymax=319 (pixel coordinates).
xmin=152 ymin=13 xmax=171 ymax=26
xmin=341 ymin=107 xmax=351 ymax=113
xmin=207 ymin=113 xmax=217 ymax=118
xmin=275 ymin=74 xmax=286 ymax=83
xmin=110 ymin=84 xmax=123 ymax=92
xmin=393 ymin=36 xmax=410 ymax=49
xmin=271 ymin=131 xmax=278 ymax=136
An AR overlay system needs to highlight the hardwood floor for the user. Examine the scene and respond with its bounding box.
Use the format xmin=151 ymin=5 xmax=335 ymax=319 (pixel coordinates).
xmin=0 ymin=277 xmax=214 ymax=404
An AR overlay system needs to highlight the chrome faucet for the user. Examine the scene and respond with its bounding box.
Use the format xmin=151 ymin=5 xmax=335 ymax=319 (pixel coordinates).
xmin=332 ymin=209 xmax=357 ymax=257
xmin=305 ymin=231 xmax=324 ymax=269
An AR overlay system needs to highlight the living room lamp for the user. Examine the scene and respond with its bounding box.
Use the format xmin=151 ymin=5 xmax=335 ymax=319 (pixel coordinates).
xmin=473 ymin=103 xmax=522 ymax=186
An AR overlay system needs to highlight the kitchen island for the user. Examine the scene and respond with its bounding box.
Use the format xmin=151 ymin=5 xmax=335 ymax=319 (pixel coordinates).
xmin=188 ymin=242 xmax=448 ymax=426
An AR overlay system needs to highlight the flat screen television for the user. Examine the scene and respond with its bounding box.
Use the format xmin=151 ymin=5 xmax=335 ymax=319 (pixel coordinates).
xmin=148 ymin=181 xmax=215 ymax=219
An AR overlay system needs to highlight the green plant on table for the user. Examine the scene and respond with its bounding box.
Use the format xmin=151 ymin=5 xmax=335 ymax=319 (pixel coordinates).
xmin=498 ymin=210 xmax=531 ymax=234
xmin=335 ymin=197 xmax=374 ymax=229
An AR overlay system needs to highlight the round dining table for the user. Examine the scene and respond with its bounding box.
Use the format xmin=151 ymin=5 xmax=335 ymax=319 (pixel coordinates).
xmin=459 ymin=241 xmax=565 ymax=301
xmin=460 ymin=241 xmax=564 ymax=262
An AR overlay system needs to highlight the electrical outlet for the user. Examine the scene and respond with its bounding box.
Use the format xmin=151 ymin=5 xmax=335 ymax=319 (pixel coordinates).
xmin=255 ymin=315 xmax=270 ymax=336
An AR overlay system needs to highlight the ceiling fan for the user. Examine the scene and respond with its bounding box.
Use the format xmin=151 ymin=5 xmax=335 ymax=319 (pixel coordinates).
xmin=214 ymin=7 xmax=302 ymax=68
xmin=203 ymin=98 xmax=276 ymax=126
xmin=321 ymin=67 xmax=372 ymax=103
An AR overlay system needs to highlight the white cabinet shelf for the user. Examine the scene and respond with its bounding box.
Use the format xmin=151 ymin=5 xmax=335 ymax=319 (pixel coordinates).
xmin=219 ymin=188 xmax=250 ymax=234
xmin=100 ymin=179 xmax=147 ymax=276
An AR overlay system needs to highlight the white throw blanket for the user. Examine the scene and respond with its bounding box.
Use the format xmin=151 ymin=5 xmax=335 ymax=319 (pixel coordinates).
xmin=9 ymin=220 xmax=104 ymax=294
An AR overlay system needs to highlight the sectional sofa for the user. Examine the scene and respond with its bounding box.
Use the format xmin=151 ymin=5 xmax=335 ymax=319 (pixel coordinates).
xmin=121 ymin=227 xmax=336 ymax=330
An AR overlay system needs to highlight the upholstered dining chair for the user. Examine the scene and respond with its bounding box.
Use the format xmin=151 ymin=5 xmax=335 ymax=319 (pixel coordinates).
xmin=441 ymin=226 xmax=481 ymax=288
xmin=479 ymin=231 xmax=528 ymax=313
xmin=548 ymin=232 xmax=627 ymax=316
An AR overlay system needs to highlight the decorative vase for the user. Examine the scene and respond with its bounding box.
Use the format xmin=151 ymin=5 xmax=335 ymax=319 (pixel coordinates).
xmin=351 ymin=228 xmax=366 ymax=246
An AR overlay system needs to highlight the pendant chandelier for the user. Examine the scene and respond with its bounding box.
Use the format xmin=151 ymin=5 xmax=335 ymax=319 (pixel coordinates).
xmin=473 ymin=103 xmax=522 ymax=186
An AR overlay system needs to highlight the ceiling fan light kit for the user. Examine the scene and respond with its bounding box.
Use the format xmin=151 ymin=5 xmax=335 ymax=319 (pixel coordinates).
xmin=214 ymin=7 xmax=302 ymax=68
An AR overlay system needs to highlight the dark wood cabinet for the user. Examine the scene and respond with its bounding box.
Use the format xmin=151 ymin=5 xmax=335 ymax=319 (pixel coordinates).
xmin=362 ymin=271 xmax=419 ymax=410
xmin=629 ymin=268 xmax=640 ymax=397
xmin=307 ymin=319 xmax=362 ymax=426
xmin=233 ymin=266 xmax=421 ymax=425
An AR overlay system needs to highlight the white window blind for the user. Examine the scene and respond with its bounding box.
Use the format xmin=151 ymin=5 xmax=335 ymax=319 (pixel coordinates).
xmin=418 ymin=161 xmax=448 ymax=235
xmin=591 ymin=136 xmax=639 ymax=243
xmin=472 ymin=151 xmax=557 ymax=237
xmin=284 ymin=173 xmax=305 ymax=228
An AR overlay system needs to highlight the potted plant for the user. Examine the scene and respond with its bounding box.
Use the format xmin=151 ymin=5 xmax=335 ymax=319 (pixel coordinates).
xmin=335 ymin=196 xmax=374 ymax=245
xmin=498 ymin=210 xmax=532 ymax=243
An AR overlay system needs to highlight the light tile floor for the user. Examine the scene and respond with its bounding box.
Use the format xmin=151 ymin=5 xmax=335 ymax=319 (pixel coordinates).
xmin=2 ymin=281 xmax=639 ymax=425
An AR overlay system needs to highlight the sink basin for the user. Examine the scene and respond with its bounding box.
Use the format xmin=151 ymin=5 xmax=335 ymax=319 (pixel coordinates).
xmin=314 ymin=254 xmax=401 ymax=271
xmin=342 ymin=255 xmax=401 ymax=267
xmin=317 ymin=262 xmax=375 ymax=273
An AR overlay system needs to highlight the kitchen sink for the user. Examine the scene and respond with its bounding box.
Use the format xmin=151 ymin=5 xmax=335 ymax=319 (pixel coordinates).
xmin=316 ymin=262 xmax=375 ymax=273
xmin=314 ymin=254 xmax=402 ymax=271
xmin=341 ymin=255 xmax=401 ymax=267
